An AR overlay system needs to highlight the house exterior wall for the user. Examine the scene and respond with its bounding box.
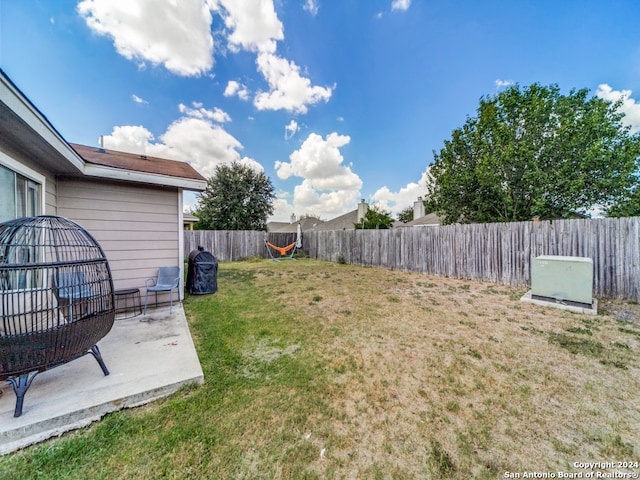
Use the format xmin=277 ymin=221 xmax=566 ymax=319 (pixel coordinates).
xmin=57 ymin=177 xmax=183 ymax=305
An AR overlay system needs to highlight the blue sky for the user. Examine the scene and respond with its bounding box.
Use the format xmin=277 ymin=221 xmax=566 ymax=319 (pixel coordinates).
xmin=2 ymin=0 xmax=640 ymax=222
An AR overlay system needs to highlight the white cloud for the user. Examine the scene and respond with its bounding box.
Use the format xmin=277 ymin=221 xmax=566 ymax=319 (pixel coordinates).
xmin=102 ymin=108 xmax=262 ymax=179
xmin=495 ymin=79 xmax=514 ymax=88
xmin=214 ymin=0 xmax=283 ymax=53
xmin=274 ymin=132 xmax=362 ymax=218
xmin=77 ymin=0 xmax=215 ymax=76
xmin=391 ymin=0 xmax=411 ymax=11
xmin=101 ymin=125 xmax=156 ymax=153
xmin=153 ymin=118 xmax=252 ymax=177
xmin=131 ymin=94 xmax=148 ymax=104
xmin=224 ymin=80 xmax=250 ymax=100
xmin=303 ymin=0 xmax=319 ymax=16
xmin=596 ymin=84 xmax=640 ymax=134
xmin=292 ymin=180 xmax=360 ymax=217
xmin=80 ymin=0 xmax=332 ymax=116
xmin=178 ymin=102 xmax=231 ymax=122
xmin=270 ymin=194 xmax=295 ymax=222
xmin=371 ymin=168 xmax=432 ymax=215
xmin=214 ymin=1 xmax=331 ymax=115
xmin=254 ymin=52 xmax=333 ymax=114
xmin=284 ymin=120 xmax=299 ymax=140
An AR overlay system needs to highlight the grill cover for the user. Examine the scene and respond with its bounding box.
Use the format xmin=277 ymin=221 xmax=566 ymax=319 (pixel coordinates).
xmin=186 ymin=246 xmax=218 ymax=295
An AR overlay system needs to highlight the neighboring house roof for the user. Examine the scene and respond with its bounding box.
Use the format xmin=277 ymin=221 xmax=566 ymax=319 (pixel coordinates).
xmin=310 ymin=209 xmax=360 ymax=231
xmin=270 ymin=206 xmax=441 ymax=233
xmin=269 ymin=216 xmax=325 ymax=233
xmin=71 ymin=143 xmax=206 ymax=185
xmin=397 ymin=212 xmax=442 ymax=227
xmin=267 ymin=221 xmax=289 ymax=232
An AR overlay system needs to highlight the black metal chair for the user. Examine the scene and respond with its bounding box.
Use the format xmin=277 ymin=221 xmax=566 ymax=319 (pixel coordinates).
xmin=0 ymin=216 xmax=115 ymax=417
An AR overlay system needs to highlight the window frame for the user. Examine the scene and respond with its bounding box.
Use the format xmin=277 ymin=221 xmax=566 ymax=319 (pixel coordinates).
xmin=0 ymin=152 xmax=47 ymax=291
xmin=0 ymin=151 xmax=46 ymax=221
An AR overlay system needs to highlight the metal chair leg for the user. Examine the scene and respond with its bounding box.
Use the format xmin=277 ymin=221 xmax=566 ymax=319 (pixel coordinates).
xmin=8 ymin=372 xmax=39 ymax=417
xmin=89 ymin=345 xmax=110 ymax=376
xmin=144 ymin=289 xmax=149 ymax=314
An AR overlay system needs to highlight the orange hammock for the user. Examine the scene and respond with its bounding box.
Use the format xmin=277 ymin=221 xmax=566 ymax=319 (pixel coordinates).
xmin=266 ymin=241 xmax=297 ymax=256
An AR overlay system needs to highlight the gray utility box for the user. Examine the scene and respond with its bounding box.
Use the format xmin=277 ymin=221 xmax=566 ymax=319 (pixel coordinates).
xmin=531 ymin=255 xmax=593 ymax=305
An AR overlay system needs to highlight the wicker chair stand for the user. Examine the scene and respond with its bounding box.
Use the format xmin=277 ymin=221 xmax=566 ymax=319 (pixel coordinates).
xmin=0 ymin=216 xmax=116 ymax=417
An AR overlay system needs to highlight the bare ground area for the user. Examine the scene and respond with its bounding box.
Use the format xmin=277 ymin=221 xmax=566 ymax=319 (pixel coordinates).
xmin=251 ymin=260 xmax=640 ymax=478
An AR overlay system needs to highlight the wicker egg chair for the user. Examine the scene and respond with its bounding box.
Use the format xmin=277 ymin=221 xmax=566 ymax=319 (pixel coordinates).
xmin=0 ymin=216 xmax=115 ymax=417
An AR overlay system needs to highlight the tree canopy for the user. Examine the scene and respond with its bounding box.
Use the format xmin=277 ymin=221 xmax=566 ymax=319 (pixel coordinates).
xmin=195 ymin=161 xmax=275 ymax=230
xmin=427 ymin=83 xmax=640 ymax=224
xmin=355 ymin=206 xmax=394 ymax=229
xmin=606 ymin=184 xmax=640 ymax=217
xmin=397 ymin=207 xmax=414 ymax=223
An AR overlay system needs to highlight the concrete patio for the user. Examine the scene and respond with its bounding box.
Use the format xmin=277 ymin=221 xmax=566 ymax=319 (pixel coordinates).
xmin=0 ymin=305 xmax=204 ymax=455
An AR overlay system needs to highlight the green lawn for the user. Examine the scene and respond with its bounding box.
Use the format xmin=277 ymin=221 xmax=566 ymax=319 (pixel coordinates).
xmin=1 ymin=259 xmax=639 ymax=479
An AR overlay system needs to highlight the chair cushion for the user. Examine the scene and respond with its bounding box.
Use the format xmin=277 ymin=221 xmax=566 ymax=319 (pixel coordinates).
xmin=0 ymin=289 xmax=63 ymax=336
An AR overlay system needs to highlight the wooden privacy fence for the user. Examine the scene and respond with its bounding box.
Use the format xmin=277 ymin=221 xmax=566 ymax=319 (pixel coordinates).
xmin=184 ymin=230 xmax=297 ymax=262
xmin=303 ymin=217 xmax=640 ymax=301
xmin=185 ymin=217 xmax=640 ymax=301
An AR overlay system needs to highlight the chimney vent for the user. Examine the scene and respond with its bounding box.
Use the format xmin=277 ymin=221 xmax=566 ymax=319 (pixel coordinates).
xmin=357 ymin=199 xmax=369 ymax=223
xmin=413 ymin=197 xmax=425 ymax=219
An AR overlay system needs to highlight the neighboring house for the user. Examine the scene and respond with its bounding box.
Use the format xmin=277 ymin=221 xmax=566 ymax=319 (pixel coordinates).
xmin=269 ymin=199 xmax=370 ymax=233
xmin=400 ymin=212 xmax=442 ymax=227
xmin=268 ymin=214 xmax=326 ymax=233
xmin=0 ymin=69 xmax=206 ymax=303
xmin=183 ymin=213 xmax=198 ymax=230
xmin=272 ymin=197 xmax=441 ymax=233
xmin=311 ymin=199 xmax=369 ymax=231
xmin=395 ymin=197 xmax=442 ymax=227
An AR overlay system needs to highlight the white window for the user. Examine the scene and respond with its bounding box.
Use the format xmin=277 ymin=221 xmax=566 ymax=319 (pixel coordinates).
xmin=0 ymin=162 xmax=42 ymax=222
xmin=0 ymin=157 xmax=46 ymax=292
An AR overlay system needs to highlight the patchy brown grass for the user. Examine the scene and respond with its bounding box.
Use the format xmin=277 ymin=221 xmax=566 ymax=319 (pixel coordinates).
xmin=251 ymin=259 xmax=640 ymax=478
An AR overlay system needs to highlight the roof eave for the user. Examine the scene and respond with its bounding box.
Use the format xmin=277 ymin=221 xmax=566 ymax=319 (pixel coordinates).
xmin=0 ymin=71 xmax=85 ymax=173
xmin=83 ymin=164 xmax=207 ymax=191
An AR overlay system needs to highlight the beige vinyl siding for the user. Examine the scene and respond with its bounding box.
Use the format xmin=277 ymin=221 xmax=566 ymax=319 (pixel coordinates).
xmin=45 ymin=180 xmax=57 ymax=215
xmin=57 ymin=178 xmax=182 ymax=306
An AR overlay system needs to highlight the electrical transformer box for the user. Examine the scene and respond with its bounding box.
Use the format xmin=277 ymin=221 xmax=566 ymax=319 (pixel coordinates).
xmin=531 ymin=255 xmax=593 ymax=305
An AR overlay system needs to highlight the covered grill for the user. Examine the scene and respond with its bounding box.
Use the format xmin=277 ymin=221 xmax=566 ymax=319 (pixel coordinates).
xmin=186 ymin=246 xmax=218 ymax=295
xmin=0 ymin=215 xmax=115 ymax=416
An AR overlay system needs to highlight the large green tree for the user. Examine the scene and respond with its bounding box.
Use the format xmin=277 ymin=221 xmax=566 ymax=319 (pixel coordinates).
xmin=355 ymin=206 xmax=395 ymax=229
xmin=427 ymin=83 xmax=640 ymax=224
xmin=196 ymin=161 xmax=275 ymax=230
xmin=397 ymin=206 xmax=414 ymax=223
xmin=606 ymin=183 xmax=640 ymax=217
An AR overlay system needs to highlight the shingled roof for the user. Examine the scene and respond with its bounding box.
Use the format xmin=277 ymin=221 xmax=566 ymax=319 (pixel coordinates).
xmin=70 ymin=143 xmax=206 ymax=182
xmin=397 ymin=212 xmax=442 ymax=227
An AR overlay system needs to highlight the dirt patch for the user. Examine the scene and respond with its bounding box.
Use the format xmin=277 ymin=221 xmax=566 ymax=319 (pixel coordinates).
xmin=239 ymin=336 xmax=300 ymax=379
xmin=599 ymin=300 xmax=640 ymax=323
